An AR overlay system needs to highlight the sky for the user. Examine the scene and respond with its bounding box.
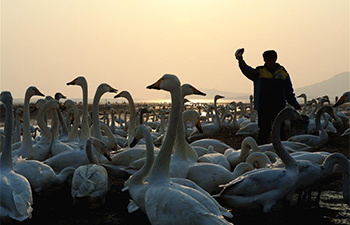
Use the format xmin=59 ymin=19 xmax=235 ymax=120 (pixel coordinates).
xmin=1 ymin=0 xmax=349 ymax=102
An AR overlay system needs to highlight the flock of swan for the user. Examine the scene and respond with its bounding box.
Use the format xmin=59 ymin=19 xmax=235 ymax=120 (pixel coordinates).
xmin=0 ymin=74 xmax=349 ymax=224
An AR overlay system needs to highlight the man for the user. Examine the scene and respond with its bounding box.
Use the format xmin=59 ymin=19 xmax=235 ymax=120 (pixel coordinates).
xmin=235 ymin=48 xmax=301 ymax=144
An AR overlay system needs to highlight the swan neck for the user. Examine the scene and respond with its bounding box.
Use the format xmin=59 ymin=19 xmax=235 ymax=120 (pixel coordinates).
xmin=92 ymin=88 xmax=104 ymax=140
xmin=37 ymin=102 xmax=53 ymax=140
xmin=272 ymin=113 xmax=297 ymax=170
xmin=130 ymin=127 xmax=154 ymax=184
xmin=1 ymin=99 xmax=14 ymax=171
xmin=125 ymin=92 xmax=137 ymax=146
xmin=22 ymin=91 xmax=33 ymax=148
xmin=214 ymin=98 xmax=221 ymax=125
xmin=149 ymin=85 xmax=181 ymax=184
xmin=68 ymin=102 xmax=80 ymax=142
xmin=79 ymin=81 xmax=90 ymax=145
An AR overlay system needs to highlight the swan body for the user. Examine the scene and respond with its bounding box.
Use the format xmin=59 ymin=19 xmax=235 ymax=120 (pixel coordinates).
xmin=198 ymin=146 xmax=231 ymax=170
xmin=71 ymin=137 xmax=112 ymax=205
xmin=13 ymin=156 xmax=75 ymax=192
xmin=190 ymin=138 xmax=231 ymax=154
xmin=0 ymin=91 xmax=33 ymax=222
xmin=217 ymin=108 xmax=302 ymax=212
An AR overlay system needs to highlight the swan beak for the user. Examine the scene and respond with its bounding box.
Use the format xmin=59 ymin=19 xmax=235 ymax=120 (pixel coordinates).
xmin=114 ymin=92 xmax=122 ymax=99
xmin=34 ymin=88 xmax=45 ymax=97
xmin=217 ymin=95 xmax=225 ymax=99
xmin=192 ymin=87 xmax=206 ymax=96
xmin=113 ymin=144 xmax=118 ymax=151
xmin=67 ymin=78 xmax=77 ymax=86
xmin=147 ymin=78 xmax=162 ymax=90
xmin=195 ymin=119 xmax=203 ymax=133
xmin=333 ymin=95 xmax=345 ymax=107
xmin=104 ymin=153 xmax=112 ymax=162
xmin=58 ymin=102 xmax=67 ymax=111
xmin=108 ymin=85 xmax=118 ymax=93
xmin=130 ymin=138 xmax=139 ymax=148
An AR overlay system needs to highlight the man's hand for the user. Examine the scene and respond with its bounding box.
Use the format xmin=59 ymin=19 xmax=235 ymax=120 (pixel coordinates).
xmin=235 ymin=48 xmax=244 ymax=61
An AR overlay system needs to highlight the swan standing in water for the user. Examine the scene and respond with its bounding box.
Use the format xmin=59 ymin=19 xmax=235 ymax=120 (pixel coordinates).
xmin=0 ymin=91 xmax=33 ymax=222
xmin=217 ymin=107 xmax=304 ymax=212
xmin=145 ymin=74 xmax=233 ymax=225
xmin=71 ymin=137 xmax=112 ymax=205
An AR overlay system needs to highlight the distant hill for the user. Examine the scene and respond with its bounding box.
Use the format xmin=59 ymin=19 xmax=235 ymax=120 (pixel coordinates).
xmin=295 ymin=72 xmax=349 ymax=102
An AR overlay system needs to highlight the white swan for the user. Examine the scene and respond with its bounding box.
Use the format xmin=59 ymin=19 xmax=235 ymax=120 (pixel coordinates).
xmin=67 ymin=76 xmax=91 ymax=148
xmin=197 ymin=145 xmax=231 ymax=170
xmin=288 ymin=106 xmax=335 ymax=148
xmin=60 ymin=99 xmax=80 ymax=144
xmin=224 ymin=136 xmax=260 ymax=169
xmin=91 ymin=83 xmax=118 ymax=143
xmin=71 ymin=137 xmax=112 ymax=205
xmin=0 ymin=91 xmax=33 ymax=222
xmin=114 ymin=91 xmax=137 ymax=146
xmin=294 ymin=153 xmax=349 ymax=205
xmin=190 ymin=138 xmax=231 ymax=154
xmin=170 ymin=83 xmax=205 ymax=178
xmin=12 ymin=86 xmax=45 ymax=160
xmin=217 ymin=107 xmax=303 ymax=212
xmin=145 ymin=74 xmax=233 ymax=225
xmin=13 ymin=156 xmax=75 ymax=193
xmin=188 ymin=95 xmax=224 ymax=142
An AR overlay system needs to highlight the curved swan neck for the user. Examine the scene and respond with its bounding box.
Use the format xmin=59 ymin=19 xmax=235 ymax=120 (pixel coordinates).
xmin=1 ymin=94 xmax=14 ymax=171
xmin=65 ymin=100 xmax=80 ymax=142
xmin=149 ymin=81 xmax=181 ymax=184
xmin=79 ymin=78 xmax=90 ymax=145
xmin=92 ymin=87 xmax=104 ymax=140
xmin=37 ymin=101 xmax=54 ymax=140
xmin=22 ymin=89 xmax=34 ymax=149
xmin=130 ymin=126 xmax=155 ymax=184
xmin=122 ymin=91 xmax=137 ymax=146
xmin=272 ymin=110 xmax=298 ymax=170
xmin=86 ymin=139 xmax=98 ymax=164
xmin=322 ymin=153 xmax=350 ymax=178
xmin=214 ymin=97 xmax=221 ymax=126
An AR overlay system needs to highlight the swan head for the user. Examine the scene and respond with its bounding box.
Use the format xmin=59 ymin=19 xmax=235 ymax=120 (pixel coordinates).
xmin=88 ymin=137 xmax=112 ymax=162
xmin=146 ymin=74 xmax=180 ymax=92
xmin=129 ymin=124 xmax=151 ymax=148
xmin=297 ymin=93 xmax=306 ymax=98
xmin=333 ymin=91 xmax=350 ymax=107
xmin=181 ymin=84 xmax=206 ymax=97
xmin=97 ymin=83 xmax=118 ymax=94
xmin=0 ymin=91 xmax=13 ymax=104
xmin=66 ymin=76 xmax=87 ymax=87
xmin=114 ymin=90 xmax=130 ymax=99
xmin=54 ymin=92 xmax=67 ymax=101
xmin=182 ymin=110 xmax=203 ymax=133
xmin=26 ymin=86 xmax=45 ymax=98
xmin=215 ymin=95 xmax=225 ymax=100
xmin=318 ymin=105 xmax=335 ymax=119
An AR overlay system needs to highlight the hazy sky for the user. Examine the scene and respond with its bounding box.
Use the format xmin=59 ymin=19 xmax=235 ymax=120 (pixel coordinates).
xmin=1 ymin=0 xmax=349 ymax=102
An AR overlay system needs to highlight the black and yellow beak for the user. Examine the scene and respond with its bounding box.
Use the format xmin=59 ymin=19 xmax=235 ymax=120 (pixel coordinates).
xmin=104 ymin=152 xmax=112 ymax=162
xmin=192 ymin=86 xmax=206 ymax=96
xmin=108 ymin=85 xmax=118 ymax=93
xmin=147 ymin=78 xmax=162 ymax=90
xmin=67 ymin=78 xmax=77 ymax=86
xmin=333 ymin=95 xmax=345 ymax=108
xmin=34 ymin=88 xmax=45 ymax=97
xmin=130 ymin=138 xmax=139 ymax=148
xmin=195 ymin=119 xmax=203 ymax=133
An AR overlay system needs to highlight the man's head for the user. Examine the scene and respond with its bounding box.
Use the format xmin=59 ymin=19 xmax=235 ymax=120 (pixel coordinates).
xmin=263 ymin=50 xmax=277 ymax=68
